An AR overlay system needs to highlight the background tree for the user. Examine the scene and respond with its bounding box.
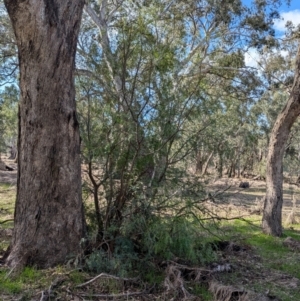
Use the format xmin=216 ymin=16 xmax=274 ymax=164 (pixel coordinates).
xmin=4 ymin=0 xmax=86 ymax=268
xmin=262 ymin=38 xmax=300 ymax=236
xmin=0 ymin=2 xmax=18 ymax=158
xmin=75 ymin=0 xmax=285 ymax=251
xmin=0 ymin=2 xmax=17 ymax=84
xmin=0 ymin=86 xmax=18 ymax=159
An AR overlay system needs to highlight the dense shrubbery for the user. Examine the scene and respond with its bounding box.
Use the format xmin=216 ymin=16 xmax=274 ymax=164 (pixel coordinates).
xmin=84 ymin=213 xmax=217 ymax=279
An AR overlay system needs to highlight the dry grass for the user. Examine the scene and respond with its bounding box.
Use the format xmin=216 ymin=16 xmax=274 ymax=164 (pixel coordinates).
xmin=206 ymin=177 xmax=300 ymax=217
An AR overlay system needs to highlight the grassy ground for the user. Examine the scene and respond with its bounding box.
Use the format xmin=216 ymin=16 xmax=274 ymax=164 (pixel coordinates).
xmin=215 ymin=218 xmax=300 ymax=301
xmin=0 ymin=173 xmax=300 ymax=300
xmin=0 ymin=183 xmax=15 ymax=253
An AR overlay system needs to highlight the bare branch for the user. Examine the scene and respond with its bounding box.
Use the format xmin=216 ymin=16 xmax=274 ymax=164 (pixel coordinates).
xmin=76 ymin=272 xmax=138 ymax=288
xmin=78 ymin=291 xmax=148 ymax=299
xmin=0 ymin=219 xmax=14 ymax=224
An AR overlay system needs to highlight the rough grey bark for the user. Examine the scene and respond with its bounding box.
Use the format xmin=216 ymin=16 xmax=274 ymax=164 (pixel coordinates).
xmin=4 ymin=0 xmax=85 ymax=268
xmin=262 ymin=46 xmax=300 ymax=236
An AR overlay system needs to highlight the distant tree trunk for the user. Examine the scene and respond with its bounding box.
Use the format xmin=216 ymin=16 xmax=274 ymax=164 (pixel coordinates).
xmin=241 ymin=164 xmax=247 ymax=177
xmin=14 ymin=150 xmax=18 ymax=163
xmin=228 ymin=160 xmax=236 ymax=178
xmin=262 ymin=46 xmax=300 ymax=236
xmin=4 ymin=0 xmax=85 ymax=268
xmin=201 ymin=151 xmax=213 ymax=176
xmin=8 ymin=144 xmax=17 ymax=160
xmin=195 ymin=151 xmax=203 ymax=174
xmin=217 ymin=153 xmax=223 ymax=178
xmin=237 ymin=147 xmax=241 ymax=178
xmin=227 ymin=164 xmax=232 ymax=178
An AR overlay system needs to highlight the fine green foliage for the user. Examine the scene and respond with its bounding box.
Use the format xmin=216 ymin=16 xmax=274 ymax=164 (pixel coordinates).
xmin=141 ymin=217 xmax=217 ymax=264
xmin=85 ymin=215 xmax=218 ymax=279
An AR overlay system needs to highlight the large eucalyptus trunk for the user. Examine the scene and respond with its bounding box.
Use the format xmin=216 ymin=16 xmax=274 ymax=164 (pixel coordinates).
xmin=4 ymin=0 xmax=85 ymax=268
xmin=263 ymin=46 xmax=300 ymax=236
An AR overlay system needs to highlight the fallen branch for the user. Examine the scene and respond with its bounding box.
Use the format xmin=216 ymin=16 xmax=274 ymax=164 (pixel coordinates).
xmin=164 ymin=260 xmax=211 ymax=273
xmin=39 ymin=277 xmax=67 ymax=301
xmin=39 ymin=291 xmax=45 ymax=301
xmin=76 ymin=272 xmax=138 ymax=288
xmin=0 ymin=219 xmax=14 ymax=224
xmin=78 ymin=291 xmax=148 ymax=299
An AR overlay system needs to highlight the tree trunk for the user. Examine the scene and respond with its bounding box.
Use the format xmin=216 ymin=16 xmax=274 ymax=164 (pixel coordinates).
xmin=4 ymin=0 xmax=85 ymax=268
xmin=217 ymin=153 xmax=223 ymax=178
xmin=262 ymin=46 xmax=300 ymax=236
xmin=8 ymin=144 xmax=17 ymax=160
xmin=201 ymin=151 xmax=213 ymax=176
xmin=195 ymin=151 xmax=203 ymax=174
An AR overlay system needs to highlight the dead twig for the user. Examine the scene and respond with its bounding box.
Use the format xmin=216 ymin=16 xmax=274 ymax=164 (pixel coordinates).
xmin=76 ymin=272 xmax=138 ymax=288
xmin=0 ymin=219 xmax=14 ymax=224
xmin=164 ymin=260 xmax=211 ymax=273
xmin=39 ymin=277 xmax=66 ymax=301
xmin=78 ymin=291 xmax=148 ymax=299
xmin=39 ymin=291 xmax=45 ymax=301
xmin=164 ymin=265 xmax=194 ymax=300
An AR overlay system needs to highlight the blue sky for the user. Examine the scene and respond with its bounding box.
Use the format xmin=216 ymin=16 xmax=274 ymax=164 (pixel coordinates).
xmin=282 ymin=0 xmax=300 ymax=11
xmin=272 ymin=0 xmax=300 ymax=32
xmin=243 ymin=0 xmax=300 ymax=31
xmin=242 ymin=0 xmax=300 ymax=11
xmin=243 ymin=0 xmax=300 ymax=67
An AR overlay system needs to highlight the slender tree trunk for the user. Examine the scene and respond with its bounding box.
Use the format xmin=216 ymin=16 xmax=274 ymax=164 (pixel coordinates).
xmin=237 ymin=147 xmax=241 ymax=178
xmin=195 ymin=151 xmax=203 ymax=174
xmin=262 ymin=46 xmax=300 ymax=236
xmin=201 ymin=151 xmax=213 ymax=176
xmin=228 ymin=164 xmax=233 ymax=178
xmin=87 ymin=161 xmax=103 ymax=241
xmin=217 ymin=153 xmax=223 ymax=178
xmin=4 ymin=0 xmax=85 ymax=268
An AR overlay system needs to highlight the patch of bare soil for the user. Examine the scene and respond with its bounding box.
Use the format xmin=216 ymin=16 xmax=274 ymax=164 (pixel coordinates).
xmin=206 ymin=177 xmax=300 ymax=217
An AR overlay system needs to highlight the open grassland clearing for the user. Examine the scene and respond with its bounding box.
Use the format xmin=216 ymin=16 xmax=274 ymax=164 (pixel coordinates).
xmin=0 ymin=167 xmax=300 ymax=300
